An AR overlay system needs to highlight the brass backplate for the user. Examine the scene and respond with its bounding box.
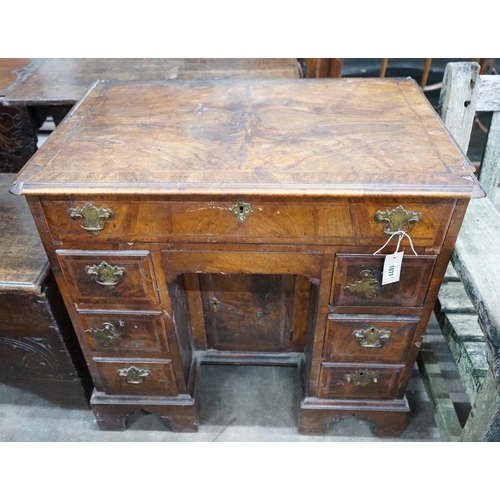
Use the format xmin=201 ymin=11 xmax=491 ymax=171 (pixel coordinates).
xmin=68 ymin=202 xmax=114 ymax=235
xmin=374 ymin=205 xmax=422 ymax=234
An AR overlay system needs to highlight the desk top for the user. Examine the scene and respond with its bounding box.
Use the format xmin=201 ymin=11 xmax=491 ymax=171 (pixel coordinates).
xmin=12 ymin=78 xmax=480 ymax=198
xmin=1 ymin=58 xmax=299 ymax=105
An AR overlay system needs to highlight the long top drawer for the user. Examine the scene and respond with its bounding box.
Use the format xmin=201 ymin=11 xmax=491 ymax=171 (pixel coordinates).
xmin=39 ymin=196 xmax=457 ymax=247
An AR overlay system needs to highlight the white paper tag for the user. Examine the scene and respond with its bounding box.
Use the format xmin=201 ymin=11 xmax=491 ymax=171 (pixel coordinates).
xmin=382 ymin=251 xmax=404 ymax=285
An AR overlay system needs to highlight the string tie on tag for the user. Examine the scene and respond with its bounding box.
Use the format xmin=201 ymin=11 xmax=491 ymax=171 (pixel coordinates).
xmin=373 ymin=230 xmax=418 ymax=256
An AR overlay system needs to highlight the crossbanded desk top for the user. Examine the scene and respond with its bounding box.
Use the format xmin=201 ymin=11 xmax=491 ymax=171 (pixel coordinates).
xmin=12 ymin=78 xmax=479 ymax=199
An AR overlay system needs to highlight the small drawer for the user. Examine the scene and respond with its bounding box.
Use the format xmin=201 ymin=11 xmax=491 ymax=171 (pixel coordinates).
xmin=331 ymin=254 xmax=436 ymax=309
xmin=323 ymin=315 xmax=419 ymax=363
xmin=41 ymin=199 xmax=171 ymax=243
xmin=77 ymin=310 xmax=169 ymax=355
xmin=93 ymin=358 xmax=178 ymax=396
xmin=350 ymin=199 xmax=456 ymax=248
xmin=57 ymin=250 xmax=159 ymax=308
xmin=318 ymin=362 xmax=403 ymax=399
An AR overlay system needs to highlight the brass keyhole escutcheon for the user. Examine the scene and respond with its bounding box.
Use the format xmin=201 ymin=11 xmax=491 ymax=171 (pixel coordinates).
xmin=210 ymin=297 xmax=221 ymax=312
xmin=353 ymin=326 xmax=391 ymax=348
xmin=232 ymin=198 xmax=252 ymax=224
xmin=344 ymin=370 xmax=379 ymax=387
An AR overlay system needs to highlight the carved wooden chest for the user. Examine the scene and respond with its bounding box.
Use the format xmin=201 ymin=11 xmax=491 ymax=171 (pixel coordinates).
xmin=11 ymin=78 xmax=481 ymax=435
xmin=0 ymin=174 xmax=91 ymax=407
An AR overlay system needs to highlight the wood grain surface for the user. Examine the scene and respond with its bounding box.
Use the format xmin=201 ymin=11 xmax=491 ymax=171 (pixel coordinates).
xmin=12 ymin=77 xmax=478 ymax=435
xmin=0 ymin=174 xmax=49 ymax=292
xmin=3 ymin=58 xmax=299 ymax=105
xmin=0 ymin=59 xmax=33 ymax=95
xmin=12 ymin=78 xmax=479 ymax=197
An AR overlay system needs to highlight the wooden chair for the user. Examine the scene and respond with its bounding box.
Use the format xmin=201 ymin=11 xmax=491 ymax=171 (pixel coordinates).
xmin=417 ymin=61 xmax=500 ymax=440
xmin=305 ymin=58 xmax=434 ymax=88
xmin=305 ymin=58 xmax=343 ymax=78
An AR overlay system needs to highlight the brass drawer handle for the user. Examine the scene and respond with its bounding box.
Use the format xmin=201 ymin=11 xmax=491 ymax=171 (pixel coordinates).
xmin=374 ymin=205 xmax=421 ymax=235
xmin=85 ymin=261 xmax=126 ymax=288
xmin=344 ymin=369 xmax=379 ymax=387
xmin=117 ymin=366 xmax=150 ymax=384
xmin=69 ymin=202 xmax=114 ymax=235
xmin=232 ymin=198 xmax=252 ymax=224
xmin=353 ymin=326 xmax=391 ymax=348
xmin=85 ymin=322 xmax=117 ymax=347
xmin=344 ymin=269 xmax=379 ymax=299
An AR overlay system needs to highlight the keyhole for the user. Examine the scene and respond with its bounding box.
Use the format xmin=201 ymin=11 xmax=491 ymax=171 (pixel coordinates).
xmin=239 ymin=205 xmax=244 ymax=214
xmin=210 ymin=297 xmax=221 ymax=312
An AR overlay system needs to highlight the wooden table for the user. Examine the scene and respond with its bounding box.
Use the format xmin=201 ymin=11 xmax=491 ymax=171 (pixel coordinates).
xmin=0 ymin=58 xmax=299 ymax=172
xmin=11 ymin=77 xmax=481 ymax=435
xmin=0 ymin=59 xmax=39 ymax=172
xmin=2 ymin=58 xmax=299 ymax=105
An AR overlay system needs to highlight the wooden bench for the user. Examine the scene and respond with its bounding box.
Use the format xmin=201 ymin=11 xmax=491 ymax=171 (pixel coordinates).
xmin=417 ymin=62 xmax=500 ymax=441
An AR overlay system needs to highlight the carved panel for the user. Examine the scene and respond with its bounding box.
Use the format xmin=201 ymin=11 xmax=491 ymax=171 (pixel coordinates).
xmin=0 ymin=336 xmax=64 ymax=378
xmin=0 ymin=107 xmax=37 ymax=173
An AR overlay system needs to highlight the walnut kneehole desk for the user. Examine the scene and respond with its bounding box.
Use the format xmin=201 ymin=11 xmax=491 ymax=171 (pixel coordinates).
xmin=11 ymin=78 xmax=481 ymax=435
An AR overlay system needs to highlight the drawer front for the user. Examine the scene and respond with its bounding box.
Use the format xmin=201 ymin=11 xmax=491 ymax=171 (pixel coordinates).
xmin=323 ymin=315 xmax=419 ymax=364
xmin=318 ymin=363 xmax=403 ymax=399
xmin=331 ymin=254 xmax=436 ymax=309
xmin=42 ymin=200 xmax=170 ymax=243
xmin=41 ymin=198 xmax=355 ymax=243
xmin=41 ymin=198 xmax=454 ymax=246
xmin=169 ymin=199 xmax=355 ymax=241
xmin=350 ymin=199 xmax=456 ymax=248
xmin=57 ymin=250 xmax=159 ymax=308
xmin=93 ymin=359 xmax=178 ymax=396
xmin=78 ymin=310 xmax=169 ymax=355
